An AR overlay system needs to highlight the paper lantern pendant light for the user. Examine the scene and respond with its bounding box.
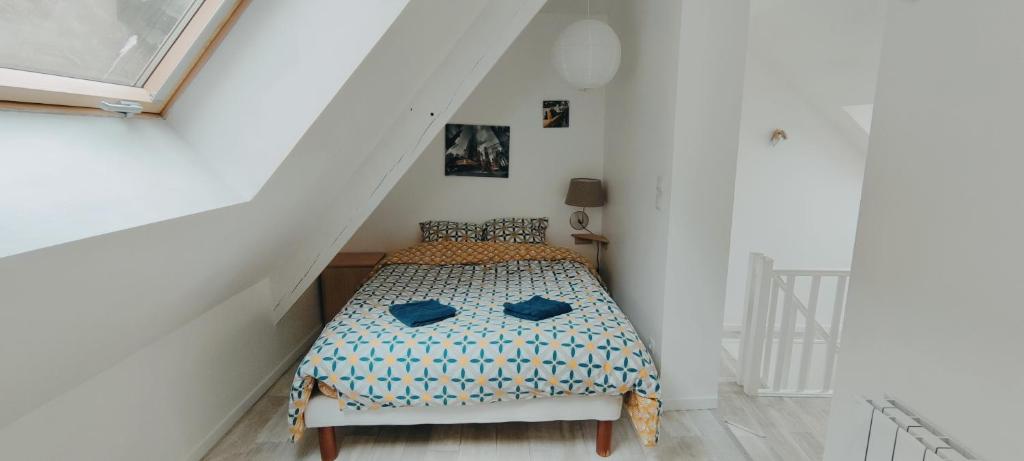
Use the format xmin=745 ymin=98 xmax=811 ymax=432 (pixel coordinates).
xmin=552 ymin=19 xmax=622 ymax=90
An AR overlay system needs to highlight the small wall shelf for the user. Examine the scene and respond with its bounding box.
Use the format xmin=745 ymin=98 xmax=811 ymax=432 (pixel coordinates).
xmin=572 ymin=233 xmax=609 ymax=245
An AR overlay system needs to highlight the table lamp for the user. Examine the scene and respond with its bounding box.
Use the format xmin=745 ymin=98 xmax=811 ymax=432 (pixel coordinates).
xmin=564 ymin=178 xmax=605 ymax=233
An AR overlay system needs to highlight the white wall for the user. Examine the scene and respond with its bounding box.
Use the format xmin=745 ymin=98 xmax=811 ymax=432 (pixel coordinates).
xmin=824 ymin=1 xmax=1024 ymax=460
xmin=601 ymin=0 xmax=748 ymax=407
xmin=601 ymin=0 xmax=681 ymax=365
xmin=658 ymin=0 xmax=750 ymax=408
xmin=0 ymin=280 xmax=319 ymax=461
xmin=345 ymin=12 xmax=605 ymax=254
xmin=721 ymin=55 xmax=866 ymax=330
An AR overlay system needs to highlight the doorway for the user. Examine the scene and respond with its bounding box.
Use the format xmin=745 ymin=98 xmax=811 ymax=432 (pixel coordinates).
xmin=717 ymin=1 xmax=887 ymax=459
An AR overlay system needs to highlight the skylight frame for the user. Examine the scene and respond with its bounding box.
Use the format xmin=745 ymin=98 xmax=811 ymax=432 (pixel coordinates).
xmin=0 ymin=0 xmax=244 ymax=116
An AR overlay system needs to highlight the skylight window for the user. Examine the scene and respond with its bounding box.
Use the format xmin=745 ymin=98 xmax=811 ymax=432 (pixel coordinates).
xmin=0 ymin=0 xmax=241 ymax=115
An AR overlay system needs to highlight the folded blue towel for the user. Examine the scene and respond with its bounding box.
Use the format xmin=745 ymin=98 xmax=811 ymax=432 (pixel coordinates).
xmin=503 ymin=295 xmax=572 ymax=321
xmin=389 ymin=300 xmax=457 ymax=327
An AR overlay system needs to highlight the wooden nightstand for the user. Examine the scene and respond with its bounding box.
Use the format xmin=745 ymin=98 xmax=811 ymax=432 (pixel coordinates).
xmin=319 ymin=252 xmax=386 ymax=324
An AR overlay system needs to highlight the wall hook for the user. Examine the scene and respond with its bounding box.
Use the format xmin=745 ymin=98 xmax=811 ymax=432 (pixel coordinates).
xmin=770 ymin=129 xmax=788 ymax=146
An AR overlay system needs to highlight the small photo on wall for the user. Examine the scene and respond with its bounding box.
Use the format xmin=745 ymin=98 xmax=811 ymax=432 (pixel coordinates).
xmin=543 ymin=100 xmax=570 ymax=128
xmin=444 ymin=123 xmax=510 ymax=178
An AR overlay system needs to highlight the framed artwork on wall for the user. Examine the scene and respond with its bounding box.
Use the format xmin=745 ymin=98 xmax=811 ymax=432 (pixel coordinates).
xmin=543 ymin=100 xmax=569 ymax=128
xmin=444 ymin=124 xmax=510 ymax=178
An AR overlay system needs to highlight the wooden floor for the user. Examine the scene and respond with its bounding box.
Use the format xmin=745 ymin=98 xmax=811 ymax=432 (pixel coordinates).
xmin=717 ymin=348 xmax=830 ymax=461
xmin=204 ymin=350 xmax=829 ymax=461
xmin=203 ymin=361 xmax=750 ymax=461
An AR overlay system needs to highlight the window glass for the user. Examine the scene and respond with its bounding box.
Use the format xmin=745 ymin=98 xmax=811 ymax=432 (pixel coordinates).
xmin=0 ymin=0 xmax=204 ymax=86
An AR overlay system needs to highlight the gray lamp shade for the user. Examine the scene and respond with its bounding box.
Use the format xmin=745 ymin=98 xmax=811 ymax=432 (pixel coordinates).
xmin=564 ymin=178 xmax=605 ymax=207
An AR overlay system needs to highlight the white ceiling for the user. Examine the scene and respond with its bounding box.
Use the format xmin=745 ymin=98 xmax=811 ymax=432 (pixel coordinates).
xmin=747 ymin=0 xmax=887 ymax=148
xmin=543 ymin=0 xmax=885 ymax=109
xmin=749 ymin=0 xmax=887 ymax=109
xmin=540 ymin=0 xmax=886 ymax=144
xmin=843 ymin=104 xmax=875 ymax=134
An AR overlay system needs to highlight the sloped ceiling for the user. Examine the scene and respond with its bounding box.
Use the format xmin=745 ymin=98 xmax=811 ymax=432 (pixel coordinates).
xmin=540 ymin=0 xmax=609 ymax=14
xmin=748 ymin=0 xmax=886 ymax=148
xmin=843 ymin=104 xmax=874 ymax=133
xmin=165 ymin=0 xmax=414 ymax=198
xmin=0 ymin=0 xmax=547 ymax=429
xmin=749 ymin=0 xmax=886 ymax=107
xmin=0 ymin=112 xmax=242 ymax=257
xmin=0 ymin=0 xmax=411 ymax=260
xmin=263 ymin=0 xmax=550 ymax=318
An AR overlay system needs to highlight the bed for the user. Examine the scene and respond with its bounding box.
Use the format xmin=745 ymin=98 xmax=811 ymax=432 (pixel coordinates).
xmin=287 ymin=241 xmax=661 ymax=460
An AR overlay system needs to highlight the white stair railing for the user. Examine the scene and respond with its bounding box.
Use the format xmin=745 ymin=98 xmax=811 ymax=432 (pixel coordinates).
xmin=736 ymin=253 xmax=850 ymax=397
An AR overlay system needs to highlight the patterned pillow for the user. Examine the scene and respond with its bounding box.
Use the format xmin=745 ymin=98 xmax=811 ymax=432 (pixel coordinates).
xmin=419 ymin=221 xmax=484 ymax=242
xmin=483 ymin=217 xmax=549 ymax=243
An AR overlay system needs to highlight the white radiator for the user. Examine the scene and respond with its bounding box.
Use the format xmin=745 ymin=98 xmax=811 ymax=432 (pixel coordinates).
xmin=861 ymin=398 xmax=979 ymax=461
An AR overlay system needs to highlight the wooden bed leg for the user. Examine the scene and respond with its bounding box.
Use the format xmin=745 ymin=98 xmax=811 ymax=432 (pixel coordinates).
xmin=318 ymin=427 xmax=338 ymax=461
xmin=596 ymin=420 xmax=612 ymax=457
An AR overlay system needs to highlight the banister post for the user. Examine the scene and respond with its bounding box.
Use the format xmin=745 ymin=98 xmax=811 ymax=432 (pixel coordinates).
xmin=737 ymin=252 xmax=762 ymax=384
xmin=742 ymin=254 xmax=773 ymax=395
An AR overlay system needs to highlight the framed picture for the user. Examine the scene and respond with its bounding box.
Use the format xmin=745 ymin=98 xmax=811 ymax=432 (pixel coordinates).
xmin=444 ymin=124 xmax=510 ymax=178
xmin=543 ymin=100 xmax=569 ymax=128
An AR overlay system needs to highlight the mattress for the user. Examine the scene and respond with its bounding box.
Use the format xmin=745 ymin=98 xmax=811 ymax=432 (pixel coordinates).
xmin=288 ymin=241 xmax=661 ymax=446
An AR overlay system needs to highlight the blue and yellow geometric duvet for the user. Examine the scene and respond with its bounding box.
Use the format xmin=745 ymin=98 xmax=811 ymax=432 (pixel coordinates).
xmin=288 ymin=242 xmax=661 ymax=445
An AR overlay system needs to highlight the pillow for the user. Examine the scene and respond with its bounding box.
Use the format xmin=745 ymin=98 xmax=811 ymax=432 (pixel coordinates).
xmin=419 ymin=220 xmax=483 ymax=242
xmin=483 ymin=217 xmax=549 ymax=243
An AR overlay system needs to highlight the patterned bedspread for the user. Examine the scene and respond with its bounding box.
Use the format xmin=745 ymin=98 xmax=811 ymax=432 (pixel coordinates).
xmin=288 ymin=242 xmax=661 ymax=446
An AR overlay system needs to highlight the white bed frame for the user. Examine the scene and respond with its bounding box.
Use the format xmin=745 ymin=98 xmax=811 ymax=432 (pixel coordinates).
xmin=306 ymin=393 xmax=622 ymax=460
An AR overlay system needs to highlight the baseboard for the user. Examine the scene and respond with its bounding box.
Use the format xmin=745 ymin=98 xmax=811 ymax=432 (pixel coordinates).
xmin=185 ymin=327 xmax=320 ymax=461
xmin=722 ymin=323 xmax=744 ymax=333
xmin=662 ymin=396 xmax=719 ymax=411
xmin=723 ymin=325 xmax=835 ymax=335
